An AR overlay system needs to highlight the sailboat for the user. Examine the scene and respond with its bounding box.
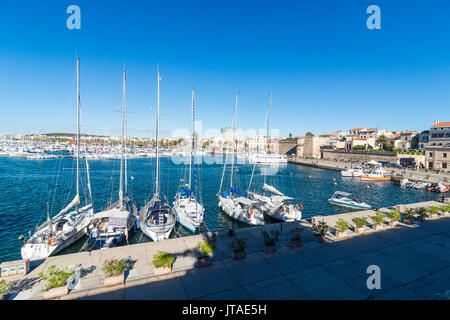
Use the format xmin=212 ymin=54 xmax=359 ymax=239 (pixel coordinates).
xmin=89 ymin=68 xmax=138 ymax=249
xmin=173 ymin=86 xmax=205 ymax=233
xmin=218 ymin=92 xmax=266 ymax=225
xmin=20 ymin=58 xmax=94 ymax=261
xmin=139 ymin=71 xmax=175 ymax=241
xmin=248 ymin=95 xmax=303 ymax=222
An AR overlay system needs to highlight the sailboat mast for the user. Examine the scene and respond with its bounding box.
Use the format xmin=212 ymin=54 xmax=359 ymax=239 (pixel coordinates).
xmin=230 ymin=92 xmax=238 ymax=189
xmin=189 ymin=86 xmax=194 ymax=189
xmin=76 ymin=58 xmax=80 ymax=201
xmin=124 ymin=70 xmax=128 ymax=195
xmin=119 ymin=68 xmax=126 ymax=208
xmin=264 ymin=94 xmax=271 ymax=188
xmin=155 ymin=71 xmax=161 ymax=197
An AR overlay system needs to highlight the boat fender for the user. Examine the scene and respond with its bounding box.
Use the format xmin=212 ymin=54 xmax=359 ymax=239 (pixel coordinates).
xmin=47 ymin=238 xmax=58 ymax=247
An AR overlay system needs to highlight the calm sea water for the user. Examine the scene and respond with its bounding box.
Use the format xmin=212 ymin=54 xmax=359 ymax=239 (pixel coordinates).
xmin=0 ymin=155 xmax=438 ymax=261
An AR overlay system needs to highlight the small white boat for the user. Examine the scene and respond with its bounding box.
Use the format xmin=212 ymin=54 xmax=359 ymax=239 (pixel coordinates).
xmin=341 ymin=166 xmax=364 ymax=177
xmin=328 ymin=191 xmax=371 ymax=209
xmin=248 ymin=153 xmax=287 ymax=164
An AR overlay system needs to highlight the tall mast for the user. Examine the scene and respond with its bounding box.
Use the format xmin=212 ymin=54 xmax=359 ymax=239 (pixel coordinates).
xmin=230 ymin=92 xmax=238 ymax=189
xmin=119 ymin=68 xmax=126 ymax=208
xmin=124 ymin=70 xmax=128 ymax=195
xmin=189 ymin=86 xmax=194 ymax=189
xmin=155 ymin=70 xmax=161 ymax=197
xmin=264 ymin=94 xmax=271 ymax=187
xmin=76 ymin=58 xmax=80 ymax=201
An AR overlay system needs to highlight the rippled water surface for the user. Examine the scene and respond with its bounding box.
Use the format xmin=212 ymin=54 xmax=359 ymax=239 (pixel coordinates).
xmin=0 ymin=156 xmax=438 ymax=261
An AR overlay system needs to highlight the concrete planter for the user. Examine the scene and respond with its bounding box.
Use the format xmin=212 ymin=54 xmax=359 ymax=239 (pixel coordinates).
xmin=195 ymin=255 xmax=213 ymax=268
xmin=43 ymin=285 xmax=69 ymax=300
xmin=289 ymin=239 xmax=302 ymax=248
xmin=372 ymin=224 xmax=383 ymax=231
xmin=263 ymin=245 xmax=277 ymax=253
xmin=428 ymin=213 xmax=438 ymax=220
xmin=335 ymin=230 xmax=348 ymax=238
xmin=403 ymin=218 xmax=414 ymax=224
xmin=354 ymin=227 xmax=365 ymax=234
xmin=154 ymin=266 xmax=172 ymax=276
xmin=104 ymin=274 xmax=124 ymax=287
xmin=440 ymin=211 xmax=450 ymax=217
xmin=232 ymin=250 xmax=246 ymax=260
xmin=389 ymin=220 xmax=399 ymax=227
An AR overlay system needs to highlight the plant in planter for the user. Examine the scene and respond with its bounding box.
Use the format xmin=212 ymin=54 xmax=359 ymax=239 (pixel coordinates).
xmin=352 ymin=217 xmax=368 ymax=233
xmin=38 ymin=265 xmax=75 ymax=299
xmin=370 ymin=212 xmax=386 ymax=230
xmin=334 ymin=218 xmax=349 ymax=238
xmin=261 ymin=230 xmax=280 ymax=253
xmin=0 ymin=280 xmax=11 ymax=300
xmin=415 ymin=207 xmax=428 ymax=221
xmin=229 ymin=238 xmax=247 ymax=259
xmin=439 ymin=205 xmax=450 ymax=217
xmin=102 ymin=257 xmax=129 ymax=287
xmin=427 ymin=206 xmax=440 ymax=219
xmin=312 ymin=221 xmax=329 ymax=242
xmin=387 ymin=210 xmax=401 ymax=227
xmin=152 ymin=251 xmax=175 ymax=276
xmin=403 ymin=208 xmax=415 ymax=224
xmin=289 ymin=227 xmax=303 ymax=248
xmin=194 ymin=240 xmax=215 ymax=267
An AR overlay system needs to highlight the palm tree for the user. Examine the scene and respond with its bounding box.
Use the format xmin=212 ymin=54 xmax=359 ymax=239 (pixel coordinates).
xmin=376 ymin=135 xmax=388 ymax=150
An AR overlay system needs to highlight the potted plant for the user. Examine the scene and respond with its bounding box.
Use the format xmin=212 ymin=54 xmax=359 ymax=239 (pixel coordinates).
xmin=352 ymin=217 xmax=368 ymax=233
xmin=403 ymin=208 xmax=415 ymax=224
xmin=312 ymin=221 xmax=329 ymax=242
xmin=0 ymin=280 xmax=11 ymax=300
xmin=370 ymin=212 xmax=386 ymax=230
xmin=261 ymin=230 xmax=280 ymax=253
xmin=194 ymin=240 xmax=215 ymax=267
xmin=229 ymin=238 xmax=247 ymax=260
xmin=415 ymin=207 xmax=428 ymax=221
xmin=102 ymin=257 xmax=129 ymax=287
xmin=334 ymin=218 xmax=349 ymax=238
xmin=387 ymin=210 xmax=401 ymax=227
xmin=289 ymin=227 xmax=303 ymax=248
xmin=427 ymin=206 xmax=440 ymax=219
xmin=152 ymin=251 xmax=175 ymax=276
xmin=440 ymin=205 xmax=450 ymax=217
xmin=38 ymin=265 xmax=75 ymax=299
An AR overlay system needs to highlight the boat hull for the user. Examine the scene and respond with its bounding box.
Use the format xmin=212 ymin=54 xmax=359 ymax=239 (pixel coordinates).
xmin=360 ymin=175 xmax=391 ymax=181
xmin=328 ymin=199 xmax=371 ymax=210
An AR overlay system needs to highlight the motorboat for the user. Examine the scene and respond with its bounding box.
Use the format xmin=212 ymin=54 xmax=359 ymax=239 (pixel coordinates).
xmin=328 ymin=191 xmax=371 ymax=209
xmin=341 ymin=166 xmax=364 ymax=177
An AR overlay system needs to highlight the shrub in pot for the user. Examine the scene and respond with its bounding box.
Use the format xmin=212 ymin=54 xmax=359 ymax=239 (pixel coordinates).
xmin=439 ymin=205 xmax=450 ymax=217
xmin=415 ymin=207 xmax=428 ymax=221
xmin=334 ymin=218 xmax=349 ymax=238
xmin=403 ymin=208 xmax=415 ymax=224
xmin=387 ymin=210 xmax=401 ymax=227
xmin=0 ymin=280 xmax=11 ymax=300
xmin=38 ymin=265 xmax=75 ymax=299
xmin=229 ymin=238 xmax=247 ymax=260
xmin=312 ymin=221 xmax=329 ymax=242
xmin=102 ymin=257 xmax=129 ymax=287
xmin=352 ymin=217 xmax=368 ymax=233
xmin=194 ymin=240 xmax=215 ymax=267
xmin=289 ymin=227 xmax=303 ymax=248
xmin=370 ymin=212 xmax=386 ymax=230
xmin=427 ymin=206 xmax=440 ymax=219
xmin=261 ymin=230 xmax=280 ymax=253
xmin=152 ymin=251 xmax=175 ymax=276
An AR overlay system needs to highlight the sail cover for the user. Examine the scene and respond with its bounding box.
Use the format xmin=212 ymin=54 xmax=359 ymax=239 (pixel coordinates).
xmin=58 ymin=194 xmax=80 ymax=216
xmin=263 ymin=184 xmax=283 ymax=196
xmin=230 ymin=187 xmax=249 ymax=198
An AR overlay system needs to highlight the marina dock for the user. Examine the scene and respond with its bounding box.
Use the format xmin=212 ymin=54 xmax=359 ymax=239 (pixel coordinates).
xmin=2 ymin=200 xmax=449 ymax=300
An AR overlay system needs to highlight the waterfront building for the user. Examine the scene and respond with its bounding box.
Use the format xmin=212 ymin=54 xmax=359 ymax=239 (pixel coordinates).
xmin=397 ymin=131 xmax=420 ymax=150
xmin=425 ymin=121 xmax=450 ymax=171
xmin=418 ymin=130 xmax=430 ymax=151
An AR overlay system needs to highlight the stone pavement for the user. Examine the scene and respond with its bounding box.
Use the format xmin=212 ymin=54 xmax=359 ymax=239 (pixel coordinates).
xmin=4 ymin=202 xmax=450 ymax=300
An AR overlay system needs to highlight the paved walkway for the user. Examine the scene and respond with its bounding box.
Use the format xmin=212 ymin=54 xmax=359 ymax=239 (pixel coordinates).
xmin=3 ymin=202 xmax=450 ymax=300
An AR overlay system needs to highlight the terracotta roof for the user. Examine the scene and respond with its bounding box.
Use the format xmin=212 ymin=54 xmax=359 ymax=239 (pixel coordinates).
xmin=349 ymin=128 xmax=363 ymax=131
xmin=402 ymin=131 xmax=416 ymax=135
xmin=431 ymin=122 xmax=450 ymax=128
xmin=297 ymin=136 xmax=305 ymax=139
xmin=354 ymin=137 xmax=368 ymax=140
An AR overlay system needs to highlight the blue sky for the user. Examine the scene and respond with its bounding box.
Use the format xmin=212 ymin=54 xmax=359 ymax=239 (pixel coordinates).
xmin=0 ymin=0 xmax=450 ymax=138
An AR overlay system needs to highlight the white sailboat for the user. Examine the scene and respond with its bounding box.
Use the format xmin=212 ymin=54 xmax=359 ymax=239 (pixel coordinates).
xmin=139 ymin=71 xmax=175 ymax=241
xmin=89 ymin=68 xmax=138 ymax=249
xmin=20 ymin=58 xmax=94 ymax=261
xmin=248 ymin=95 xmax=302 ymax=222
xmin=173 ymin=86 xmax=205 ymax=233
xmin=218 ymin=92 xmax=265 ymax=226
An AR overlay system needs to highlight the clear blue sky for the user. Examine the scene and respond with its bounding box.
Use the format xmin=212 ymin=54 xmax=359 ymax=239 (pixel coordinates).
xmin=0 ymin=0 xmax=450 ymax=138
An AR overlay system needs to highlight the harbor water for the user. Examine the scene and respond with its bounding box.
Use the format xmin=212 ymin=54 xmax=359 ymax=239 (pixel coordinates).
xmin=0 ymin=155 xmax=438 ymax=261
